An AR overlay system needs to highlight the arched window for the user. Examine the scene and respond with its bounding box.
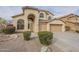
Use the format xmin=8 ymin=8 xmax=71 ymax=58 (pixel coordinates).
xmin=17 ymin=19 xmax=24 ymax=30
xmin=39 ymin=13 xmax=44 ymax=18
xmin=48 ymin=16 xmax=51 ymax=20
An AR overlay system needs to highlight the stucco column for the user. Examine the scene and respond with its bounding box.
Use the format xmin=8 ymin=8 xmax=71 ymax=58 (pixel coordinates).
xmin=47 ymin=23 xmax=50 ymax=31
xmin=25 ymin=17 xmax=28 ymax=31
xmin=34 ymin=20 xmax=39 ymax=33
xmin=34 ymin=15 xmax=39 ymax=33
xmin=62 ymin=24 xmax=65 ymax=32
xmin=13 ymin=20 xmax=17 ymax=31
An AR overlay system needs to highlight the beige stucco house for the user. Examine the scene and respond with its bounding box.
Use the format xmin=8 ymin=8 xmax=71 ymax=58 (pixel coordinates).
xmin=59 ymin=14 xmax=79 ymax=31
xmin=12 ymin=6 xmax=79 ymax=33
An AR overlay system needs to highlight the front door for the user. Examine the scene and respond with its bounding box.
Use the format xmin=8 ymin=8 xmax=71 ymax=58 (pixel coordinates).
xmin=28 ymin=14 xmax=35 ymax=32
xmin=28 ymin=19 xmax=33 ymax=32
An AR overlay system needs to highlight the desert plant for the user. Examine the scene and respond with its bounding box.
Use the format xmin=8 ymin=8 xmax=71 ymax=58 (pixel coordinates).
xmin=38 ymin=31 xmax=53 ymax=46
xmin=23 ymin=31 xmax=31 ymax=41
xmin=2 ymin=26 xmax=15 ymax=34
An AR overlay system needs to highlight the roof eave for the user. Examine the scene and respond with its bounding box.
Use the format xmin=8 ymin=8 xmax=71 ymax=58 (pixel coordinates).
xmin=12 ymin=13 xmax=24 ymax=18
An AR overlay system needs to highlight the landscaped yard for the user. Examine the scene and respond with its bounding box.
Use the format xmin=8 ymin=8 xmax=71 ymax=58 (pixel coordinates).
xmin=0 ymin=32 xmax=79 ymax=52
xmin=0 ymin=26 xmax=53 ymax=52
xmin=0 ymin=33 xmax=42 ymax=52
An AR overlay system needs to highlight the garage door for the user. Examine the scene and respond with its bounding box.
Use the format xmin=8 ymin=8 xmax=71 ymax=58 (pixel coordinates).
xmin=39 ymin=22 xmax=47 ymax=31
xmin=50 ymin=24 xmax=62 ymax=32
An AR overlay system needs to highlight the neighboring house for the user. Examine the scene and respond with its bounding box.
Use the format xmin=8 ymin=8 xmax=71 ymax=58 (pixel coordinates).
xmin=12 ymin=6 xmax=79 ymax=32
xmin=59 ymin=14 xmax=79 ymax=31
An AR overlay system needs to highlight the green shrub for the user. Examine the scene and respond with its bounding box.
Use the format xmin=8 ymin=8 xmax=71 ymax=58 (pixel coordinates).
xmin=23 ymin=31 xmax=31 ymax=41
xmin=2 ymin=26 xmax=15 ymax=34
xmin=38 ymin=31 xmax=53 ymax=46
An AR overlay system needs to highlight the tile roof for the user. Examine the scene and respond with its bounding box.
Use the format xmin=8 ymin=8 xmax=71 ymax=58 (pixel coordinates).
xmin=12 ymin=6 xmax=54 ymax=18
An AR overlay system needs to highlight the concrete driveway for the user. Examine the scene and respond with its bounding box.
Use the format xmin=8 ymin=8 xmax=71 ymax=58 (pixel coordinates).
xmin=53 ymin=32 xmax=79 ymax=52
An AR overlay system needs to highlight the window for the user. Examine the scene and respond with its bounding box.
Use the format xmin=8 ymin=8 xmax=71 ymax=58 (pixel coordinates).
xmin=39 ymin=13 xmax=44 ymax=18
xmin=48 ymin=16 xmax=51 ymax=20
xmin=17 ymin=19 xmax=24 ymax=30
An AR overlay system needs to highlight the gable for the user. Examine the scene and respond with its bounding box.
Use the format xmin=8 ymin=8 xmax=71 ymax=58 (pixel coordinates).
xmin=12 ymin=13 xmax=24 ymax=18
xmin=59 ymin=14 xmax=79 ymax=23
xmin=49 ymin=20 xmax=65 ymax=24
xmin=12 ymin=6 xmax=54 ymax=19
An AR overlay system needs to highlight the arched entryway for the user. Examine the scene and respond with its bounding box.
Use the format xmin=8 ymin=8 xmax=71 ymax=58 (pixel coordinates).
xmin=28 ymin=14 xmax=35 ymax=32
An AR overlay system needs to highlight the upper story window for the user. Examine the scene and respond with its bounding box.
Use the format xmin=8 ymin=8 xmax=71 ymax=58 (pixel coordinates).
xmin=39 ymin=13 xmax=44 ymax=18
xmin=48 ymin=16 xmax=51 ymax=20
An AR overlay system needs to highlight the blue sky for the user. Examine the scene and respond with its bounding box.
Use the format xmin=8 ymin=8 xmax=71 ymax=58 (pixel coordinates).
xmin=0 ymin=6 xmax=79 ymax=21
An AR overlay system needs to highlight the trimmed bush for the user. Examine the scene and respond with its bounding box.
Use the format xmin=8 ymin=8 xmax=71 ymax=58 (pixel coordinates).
xmin=2 ymin=26 xmax=15 ymax=34
xmin=38 ymin=31 xmax=53 ymax=46
xmin=23 ymin=31 xmax=31 ymax=41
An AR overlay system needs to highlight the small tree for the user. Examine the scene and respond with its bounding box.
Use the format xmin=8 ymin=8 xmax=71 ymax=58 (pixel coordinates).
xmin=0 ymin=18 xmax=7 ymax=33
xmin=0 ymin=18 xmax=7 ymax=24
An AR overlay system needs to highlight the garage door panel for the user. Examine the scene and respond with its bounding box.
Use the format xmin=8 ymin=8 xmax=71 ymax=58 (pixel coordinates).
xmin=50 ymin=24 xmax=62 ymax=32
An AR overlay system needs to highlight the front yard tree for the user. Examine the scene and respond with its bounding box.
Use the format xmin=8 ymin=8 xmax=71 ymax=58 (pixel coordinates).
xmin=0 ymin=18 xmax=7 ymax=33
xmin=0 ymin=18 xmax=7 ymax=24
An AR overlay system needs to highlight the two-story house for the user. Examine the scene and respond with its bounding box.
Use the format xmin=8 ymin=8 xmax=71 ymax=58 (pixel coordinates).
xmin=12 ymin=6 xmax=66 ymax=32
